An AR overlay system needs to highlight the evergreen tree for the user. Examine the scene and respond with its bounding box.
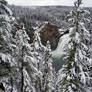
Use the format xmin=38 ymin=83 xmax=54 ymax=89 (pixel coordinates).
xmin=0 ymin=0 xmax=16 ymax=91
xmin=30 ymin=30 xmax=55 ymax=92
xmin=57 ymin=0 xmax=91 ymax=92
xmin=41 ymin=41 xmax=56 ymax=92
xmin=29 ymin=30 xmax=44 ymax=92
xmin=0 ymin=1 xmax=36 ymax=91
xmin=14 ymin=24 xmax=36 ymax=92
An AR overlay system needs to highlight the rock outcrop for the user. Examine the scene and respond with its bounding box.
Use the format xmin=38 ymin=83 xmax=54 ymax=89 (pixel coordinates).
xmin=40 ymin=23 xmax=61 ymax=50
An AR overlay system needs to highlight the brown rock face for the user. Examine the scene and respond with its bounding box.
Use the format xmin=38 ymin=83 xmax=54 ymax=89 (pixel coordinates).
xmin=40 ymin=23 xmax=61 ymax=50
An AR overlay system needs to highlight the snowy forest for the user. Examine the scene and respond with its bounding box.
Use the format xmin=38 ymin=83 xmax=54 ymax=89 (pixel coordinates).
xmin=0 ymin=0 xmax=92 ymax=92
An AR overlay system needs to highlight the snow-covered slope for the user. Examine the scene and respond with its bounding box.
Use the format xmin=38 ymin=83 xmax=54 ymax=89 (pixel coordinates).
xmin=52 ymin=34 xmax=69 ymax=58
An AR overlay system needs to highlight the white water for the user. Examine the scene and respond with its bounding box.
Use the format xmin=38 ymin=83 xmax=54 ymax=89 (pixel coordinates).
xmin=52 ymin=34 xmax=69 ymax=58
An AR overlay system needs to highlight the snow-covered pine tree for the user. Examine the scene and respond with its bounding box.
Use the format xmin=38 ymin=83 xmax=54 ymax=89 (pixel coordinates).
xmin=41 ymin=41 xmax=56 ymax=92
xmin=0 ymin=0 xmax=16 ymax=91
xmin=0 ymin=0 xmax=12 ymax=16
xmin=0 ymin=0 xmax=35 ymax=91
xmin=29 ymin=29 xmax=44 ymax=92
xmin=14 ymin=24 xmax=36 ymax=92
xmin=57 ymin=0 xmax=91 ymax=92
xmin=30 ymin=29 xmax=55 ymax=92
